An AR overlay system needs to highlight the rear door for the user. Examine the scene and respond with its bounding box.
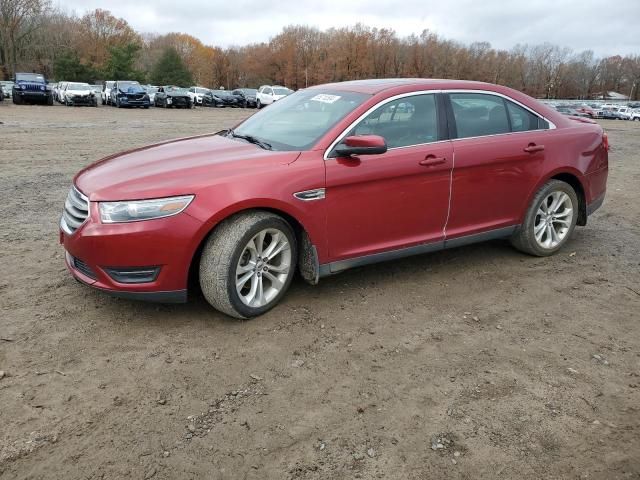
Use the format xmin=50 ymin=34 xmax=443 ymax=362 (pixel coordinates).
xmin=325 ymin=93 xmax=453 ymax=262
xmin=444 ymin=92 xmax=551 ymax=238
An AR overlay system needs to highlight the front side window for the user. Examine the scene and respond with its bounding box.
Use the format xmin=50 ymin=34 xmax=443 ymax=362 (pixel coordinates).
xmin=341 ymin=94 xmax=439 ymax=149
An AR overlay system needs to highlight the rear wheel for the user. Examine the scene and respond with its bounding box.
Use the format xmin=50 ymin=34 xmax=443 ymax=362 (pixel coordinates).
xmin=257 ymin=99 xmax=262 ymax=109
xmin=199 ymin=211 xmax=297 ymax=319
xmin=511 ymin=179 xmax=578 ymax=256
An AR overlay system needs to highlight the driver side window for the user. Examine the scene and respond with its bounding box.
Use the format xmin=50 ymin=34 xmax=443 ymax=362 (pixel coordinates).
xmin=344 ymin=94 xmax=438 ymax=149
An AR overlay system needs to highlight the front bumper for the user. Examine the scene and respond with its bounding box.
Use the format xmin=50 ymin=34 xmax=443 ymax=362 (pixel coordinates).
xmin=67 ymin=95 xmax=96 ymax=106
xmin=117 ymin=96 xmax=151 ymax=107
xmin=14 ymin=90 xmax=51 ymax=101
xmin=61 ymin=201 xmax=204 ymax=303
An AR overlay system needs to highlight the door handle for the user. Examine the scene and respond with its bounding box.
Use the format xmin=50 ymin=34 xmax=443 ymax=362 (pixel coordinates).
xmin=523 ymin=144 xmax=545 ymax=153
xmin=419 ymin=155 xmax=447 ymax=166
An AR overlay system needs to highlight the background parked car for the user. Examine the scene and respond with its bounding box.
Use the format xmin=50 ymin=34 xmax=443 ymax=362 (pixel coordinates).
xmin=12 ymin=72 xmax=53 ymax=105
xmin=54 ymin=81 xmax=68 ymax=103
xmin=207 ymin=89 xmax=239 ymax=107
xmin=110 ymin=81 xmax=151 ymax=108
xmin=0 ymin=80 xmax=13 ymax=98
xmin=231 ymin=88 xmax=257 ymax=108
xmin=154 ymin=86 xmax=193 ymax=108
xmin=61 ymin=82 xmax=98 ymax=106
xmin=595 ymin=108 xmax=622 ymax=120
xmin=630 ymin=109 xmax=640 ymax=121
xmin=256 ymin=85 xmax=293 ymax=108
xmin=102 ymin=81 xmax=115 ymax=105
xmin=0 ymin=86 xmax=3 ymax=101
xmin=144 ymin=86 xmax=159 ymax=104
xmin=554 ymin=105 xmax=589 ymax=117
xmin=614 ymin=106 xmax=633 ymax=120
xmin=187 ymin=87 xmax=210 ymax=105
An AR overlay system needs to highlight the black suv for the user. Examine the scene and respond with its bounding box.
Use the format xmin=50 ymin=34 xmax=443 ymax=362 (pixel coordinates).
xmin=110 ymin=80 xmax=151 ymax=108
xmin=12 ymin=72 xmax=53 ymax=105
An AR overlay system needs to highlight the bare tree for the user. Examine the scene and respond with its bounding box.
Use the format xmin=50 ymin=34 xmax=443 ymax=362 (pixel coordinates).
xmin=0 ymin=0 xmax=50 ymax=78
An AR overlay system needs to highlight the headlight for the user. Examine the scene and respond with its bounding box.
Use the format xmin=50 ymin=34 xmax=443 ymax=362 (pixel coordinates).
xmin=99 ymin=195 xmax=194 ymax=223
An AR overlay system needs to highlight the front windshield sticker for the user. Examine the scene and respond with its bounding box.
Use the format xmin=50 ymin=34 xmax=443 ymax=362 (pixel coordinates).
xmin=310 ymin=94 xmax=341 ymax=104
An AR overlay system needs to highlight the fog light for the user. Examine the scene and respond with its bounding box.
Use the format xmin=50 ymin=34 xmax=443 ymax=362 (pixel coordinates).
xmin=104 ymin=266 xmax=160 ymax=284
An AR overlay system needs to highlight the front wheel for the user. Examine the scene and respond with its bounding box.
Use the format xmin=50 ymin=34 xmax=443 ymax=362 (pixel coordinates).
xmin=199 ymin=211 xmax=297 ymax=319
xmin=511 ymin=179 xmax=579 ymax=256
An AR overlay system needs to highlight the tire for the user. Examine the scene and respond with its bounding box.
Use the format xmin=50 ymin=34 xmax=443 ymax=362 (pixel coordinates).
xmin=199 ymin=211 xmax=297 ymax=319
xmin=13 ymin=95 xmax=21 ymax=105
xmin=47 ymin=96 xmax=53 ymax=106
xmin=511 ymin=179 xmax=579 ymax=257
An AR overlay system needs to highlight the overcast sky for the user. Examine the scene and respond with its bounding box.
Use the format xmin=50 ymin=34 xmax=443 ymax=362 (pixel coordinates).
xmin=55 ymin=0 xmax=639 ymax=57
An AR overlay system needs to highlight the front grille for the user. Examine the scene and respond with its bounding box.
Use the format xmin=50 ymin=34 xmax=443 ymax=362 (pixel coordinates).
xmin=61 ymin=186 xmax=89 ymax=235
xmin=23 ymin=83 xmax=42 ymax=92
xmin=73 ymin=257 xmax=97 ymax=279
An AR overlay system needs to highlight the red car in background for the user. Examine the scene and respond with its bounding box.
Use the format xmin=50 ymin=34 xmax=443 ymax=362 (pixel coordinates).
xmin=575 ymin=105 xmax=596 ymax=117
xmin=60 ymin=79 xmax=608 ymax=318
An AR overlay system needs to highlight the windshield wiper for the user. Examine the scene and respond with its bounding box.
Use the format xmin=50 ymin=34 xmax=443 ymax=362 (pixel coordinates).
xmin=227 ymin=130 xmax=272 ymax=150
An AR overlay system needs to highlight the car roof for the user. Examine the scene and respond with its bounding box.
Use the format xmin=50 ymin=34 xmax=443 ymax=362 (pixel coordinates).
xmin=306 ymin=78 xmax=505 ymax=95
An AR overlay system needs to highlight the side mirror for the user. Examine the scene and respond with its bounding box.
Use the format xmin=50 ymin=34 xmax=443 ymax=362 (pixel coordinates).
xmin=334 ymin=135 xmax=387 ymax=157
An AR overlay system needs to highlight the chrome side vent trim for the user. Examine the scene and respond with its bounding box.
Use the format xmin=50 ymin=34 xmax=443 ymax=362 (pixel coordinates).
xmin=60 ymin=186 xmax=89 ymax=235
xmin=293 ymin=188 xmax=325 ymax=202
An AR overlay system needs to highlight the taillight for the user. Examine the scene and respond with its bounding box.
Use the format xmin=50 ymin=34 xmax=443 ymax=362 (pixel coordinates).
xmin=602 ymin=132 xmax=609 ymax=151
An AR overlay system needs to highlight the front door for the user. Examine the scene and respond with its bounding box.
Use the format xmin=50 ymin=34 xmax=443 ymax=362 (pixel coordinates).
xmin=324 ymin=93 xmax=453 ymax=262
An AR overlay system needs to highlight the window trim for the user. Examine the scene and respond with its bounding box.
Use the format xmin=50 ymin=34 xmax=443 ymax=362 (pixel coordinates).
xmin=443 ymin=90 xmax=556 ymax=142
xmin=324 ymin=89 xmax=555 ymax=160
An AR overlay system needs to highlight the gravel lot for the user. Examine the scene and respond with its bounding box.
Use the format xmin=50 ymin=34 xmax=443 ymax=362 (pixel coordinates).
xmin=1 ymin=102 xmax=639 ymax=479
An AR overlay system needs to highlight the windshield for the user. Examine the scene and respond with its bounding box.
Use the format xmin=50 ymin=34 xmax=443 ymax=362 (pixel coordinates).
xmin=195 ymin=88 xmax=209 ymax=94
xmin=118 ymin=81 xmax=144 ymax=93
xmin=212 ymin=90 xmax=231 ymax=97
xmin=146 ymin=87 xmax=158 ymax=93
xmin=167 ymin=87 xmax=187 ymax=93
xmin=16 ymin=73 xmax=45 ymax=82
xmin=232 ymin=89 xmax=369 ymax=151
xmin=273 ymin=88 xmax=292 ymax=96
xmin=68 ymin=83 xmax=93 ymax=90
xmin=242 ymin=89 xmax=257 ymax=95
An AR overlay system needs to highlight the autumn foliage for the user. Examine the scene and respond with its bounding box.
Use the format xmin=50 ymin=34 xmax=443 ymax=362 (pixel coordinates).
xmin=1 ymin=2 xmax=639 ymax=100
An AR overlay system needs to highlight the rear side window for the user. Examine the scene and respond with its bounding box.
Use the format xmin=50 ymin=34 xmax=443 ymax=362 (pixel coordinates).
xmin=449 ymin=93 xmax=546 ymax=138
xmin=345 ymin=94 xmax=438 ymax=149
xmin=449 ymin=93 xmax=510 ymax=138
xmin=506 ymin=101 xmax=544 ymax=132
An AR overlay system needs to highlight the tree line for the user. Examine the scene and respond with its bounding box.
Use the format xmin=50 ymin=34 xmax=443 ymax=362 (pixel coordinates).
xmin=1 ymin=1 xmax=638 ymax=99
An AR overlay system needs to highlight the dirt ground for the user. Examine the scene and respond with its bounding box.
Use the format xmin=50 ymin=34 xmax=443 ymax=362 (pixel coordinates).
xmin=0 ymin=101 xmax=638 ymax=480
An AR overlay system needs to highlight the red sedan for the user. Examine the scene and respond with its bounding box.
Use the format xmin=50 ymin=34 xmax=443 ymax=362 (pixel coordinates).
xmin=60 ymin=79 xmax=608 ymax=318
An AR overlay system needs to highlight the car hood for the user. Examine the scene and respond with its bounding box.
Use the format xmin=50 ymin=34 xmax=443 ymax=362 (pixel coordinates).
xmin=75 ymin=134 xmax=300 ymax=201
xmin=167 ymin=92 xmax=189 ymax=97
xmin=67 ymin=89 xmax=93 ymax=95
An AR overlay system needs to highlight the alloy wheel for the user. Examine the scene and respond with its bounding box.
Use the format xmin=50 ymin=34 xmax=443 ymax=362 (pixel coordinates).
xmin=235 ymin=228 xmax=291 ymax=308
xmin=534 ymin=191 xmax=574 ymax=249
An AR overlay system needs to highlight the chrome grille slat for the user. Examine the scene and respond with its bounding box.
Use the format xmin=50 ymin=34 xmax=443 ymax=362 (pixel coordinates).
xmin=64 ymin=199 xmax=86 ymax=217
xmin=63 ymin=210 xmax=83 ymax=229
xmin=60 ymin=186 xmax=89 ymax=235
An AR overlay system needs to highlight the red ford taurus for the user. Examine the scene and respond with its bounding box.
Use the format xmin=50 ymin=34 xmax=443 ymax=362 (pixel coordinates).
xmin=60 ymin=79 xmax=608 ymax=318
